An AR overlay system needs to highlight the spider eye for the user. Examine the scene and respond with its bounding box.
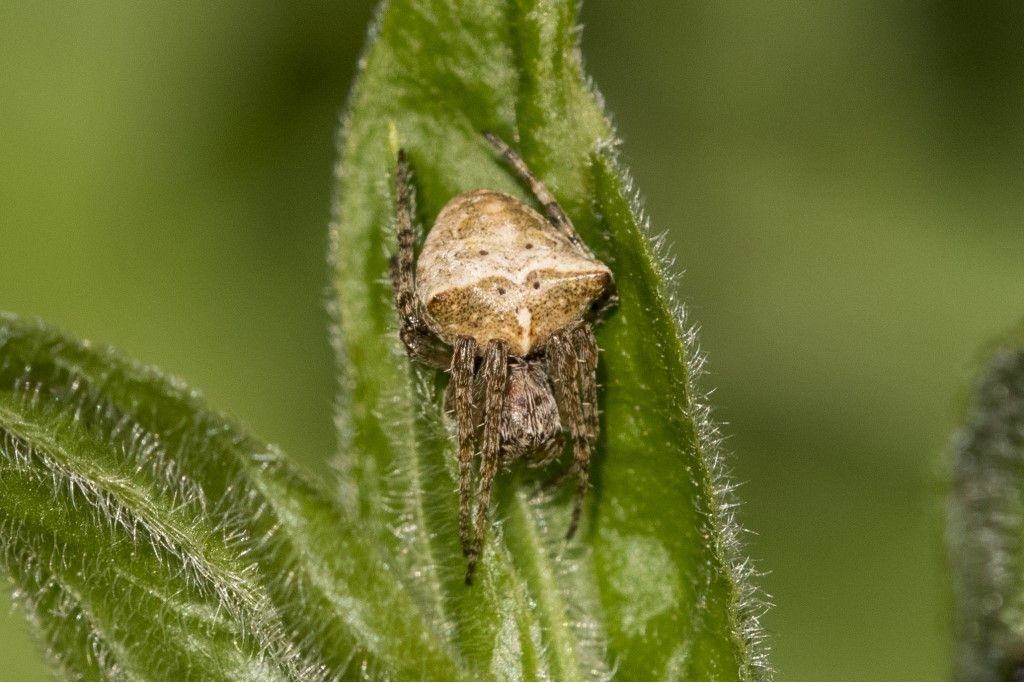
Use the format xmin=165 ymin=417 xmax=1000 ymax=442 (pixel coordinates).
xmin=497 ymin=287 xmax=506 ymax=295
xmin=532 ymin=282 xmax=540 ymax=290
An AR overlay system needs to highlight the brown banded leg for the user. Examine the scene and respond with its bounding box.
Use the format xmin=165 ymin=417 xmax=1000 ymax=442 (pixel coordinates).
xmin=392 ymin=149 xmax=419 ymax=323
xmin=465 ymin=339 xmax=508 ymax=585
xmin=543 ymin=333 xmax=579 ymax=494
xmin=450 ymin=336 xmax=477 ymax=559
xmin=482 ymin=132 xmax=591 ymax=256
xmin=390 ymin=149 xmax=451 ymax=368
xmin=546 ymin=323 xmax=599 ymax=540
xmin=567 ymin=324 xmax=599 ymax=540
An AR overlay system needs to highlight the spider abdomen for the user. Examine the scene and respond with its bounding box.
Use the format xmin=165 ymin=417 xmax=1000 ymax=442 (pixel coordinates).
xmin=416 ymin=189 xmax=611 ymax=357
xmin=441 ymin=360 xmax=564 ymax=465
xmin=499 ymin=362 xmax=564 ymax=466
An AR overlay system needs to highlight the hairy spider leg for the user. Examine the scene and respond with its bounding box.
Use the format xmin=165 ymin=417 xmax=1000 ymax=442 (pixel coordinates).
xmin=569 ymin=323 xmax=600 ymax=540
xmin=546 ymin=322 xmax=600 ymax=540
xmin=450 ymin=336 xmax=477 ymax=559
xmin=482 ymin=132 xmax=590 ymax=255
xmin=465 ymin=339 xmax=509 ymax=584
xmin=544 ymin=324 xmax=582 ymax=519
xmin=390 ymin=149 xmax=451 ymax=368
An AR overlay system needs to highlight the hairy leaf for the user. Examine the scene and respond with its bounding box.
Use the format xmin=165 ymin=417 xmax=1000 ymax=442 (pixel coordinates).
xmin=949 ymin=324 xmax=1024 ymax=680
xmin=0 ymin=313 xmax=459 ymax=680
xmin=331 ymin=0 xmax=768 ymax=678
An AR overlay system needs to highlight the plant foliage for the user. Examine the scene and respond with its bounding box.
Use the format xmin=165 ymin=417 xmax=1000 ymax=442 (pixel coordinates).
xmin=0 ymin=314 xmax=458 ymax=679
xmin=949 ymin=324 xmax=1024 ymax=680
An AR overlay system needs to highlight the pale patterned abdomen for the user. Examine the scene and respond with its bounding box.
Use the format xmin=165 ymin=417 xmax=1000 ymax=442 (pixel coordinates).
xmin=416 ymin=190 xmax=611 ymax=356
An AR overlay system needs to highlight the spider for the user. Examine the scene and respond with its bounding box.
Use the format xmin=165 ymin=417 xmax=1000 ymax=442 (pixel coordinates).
xmin=389 ymin=132 xmax=617 ymax=584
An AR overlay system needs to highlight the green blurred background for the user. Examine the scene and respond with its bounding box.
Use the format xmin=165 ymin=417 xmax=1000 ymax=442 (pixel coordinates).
xmin=0 ymin=2 xmax=1021 ymax=679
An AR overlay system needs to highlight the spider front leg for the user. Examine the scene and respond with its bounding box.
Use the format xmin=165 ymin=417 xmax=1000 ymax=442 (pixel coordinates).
xmin=546 ymin=322 xmax=600 ymax=541
xmin=465 ymin=339 xmax=509 ymax=585
xmin=390 ymin=149 xmax=451 ymax=369
xmin=571 ymin=324 xmax=600 ymax=539
xmin=449 ymin=336 xmax=477 ymax=559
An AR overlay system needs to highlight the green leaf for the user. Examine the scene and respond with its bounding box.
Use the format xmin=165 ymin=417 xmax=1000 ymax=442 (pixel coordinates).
xmin=949 ymin=322 xmax=1024 ymax=681
xmin=331 ymin=0 xmax=768 ymax=679
xmin=0 ymin=313 xmax=460 ymax=680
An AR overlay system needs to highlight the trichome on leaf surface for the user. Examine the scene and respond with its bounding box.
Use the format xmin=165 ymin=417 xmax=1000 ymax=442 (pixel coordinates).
xmin=949 ymin=326 xmax=1024 ymax=681
xmin=0 ymin=0 xmax=768 ymax=680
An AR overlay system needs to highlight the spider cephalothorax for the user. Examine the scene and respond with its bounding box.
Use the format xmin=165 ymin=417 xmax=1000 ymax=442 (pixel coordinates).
xmin=390 ymin=132 xmax=617 ymax=583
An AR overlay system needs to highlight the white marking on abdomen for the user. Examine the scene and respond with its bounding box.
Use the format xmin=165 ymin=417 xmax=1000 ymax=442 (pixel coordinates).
xmin=517 ymin=307 xmax=532 ymax=352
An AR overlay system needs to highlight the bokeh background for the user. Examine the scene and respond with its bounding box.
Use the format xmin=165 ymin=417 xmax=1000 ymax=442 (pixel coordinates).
xmin=1 ymin=2 xmax=1021 ymax=679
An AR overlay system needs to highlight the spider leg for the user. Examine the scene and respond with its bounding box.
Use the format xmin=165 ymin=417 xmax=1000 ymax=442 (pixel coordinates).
xmin=390 ymin=149 xmax=451 ymax=368
xmin=482 ymin=132 xmax=591 ymax=256
xmin=546 ymin=322 xmax=599 ymax=540
xmin=449 ymin=336 xmax=477 ymax=559
xmin=546 ymin=327 xmax=582 ymax=473
xmin=465 ymin=339 xmax=509 ymax=585
xmin=569 ymin=323 xmax=600 ymax=540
